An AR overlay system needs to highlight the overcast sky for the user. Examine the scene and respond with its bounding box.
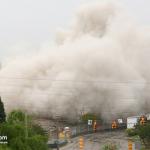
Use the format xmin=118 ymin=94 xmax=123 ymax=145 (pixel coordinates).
xmin=0 ymin=0 xmax=150 ymax=59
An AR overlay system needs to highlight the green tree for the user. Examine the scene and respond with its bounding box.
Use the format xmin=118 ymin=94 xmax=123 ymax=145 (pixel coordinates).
xmin=0 ymin=123 xmax=25 ymax=144
xmin=81 ymin=113 xmax=97 ymax=121
xmin=7 ymin=110 xmax=26 ymax=124
xmin=10 ymin=137 xmax=26 ymax=150
xmin=0 ymin=145 xmax=11 ymax=150
xmin=135 ymin=123 xmax=150 ymax=148
xmin=0 ymin=97 xmax=6 ymax=123
xmin=0 ymin=110 xmax=48 ymax=150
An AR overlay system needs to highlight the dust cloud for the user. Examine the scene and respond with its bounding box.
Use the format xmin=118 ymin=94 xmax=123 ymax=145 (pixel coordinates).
xmin=0 ymin=1 xmax=150 ymax=121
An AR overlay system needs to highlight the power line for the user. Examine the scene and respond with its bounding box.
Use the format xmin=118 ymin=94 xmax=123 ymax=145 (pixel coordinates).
xmin=0 ymin=76 xmax=148 ymax=84
xmin=0 ymin=90 xmax=144 ymax=99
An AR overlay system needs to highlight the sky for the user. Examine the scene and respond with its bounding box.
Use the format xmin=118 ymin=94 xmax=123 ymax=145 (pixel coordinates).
xmin=0 ymin=0 xmax=150 ymax=59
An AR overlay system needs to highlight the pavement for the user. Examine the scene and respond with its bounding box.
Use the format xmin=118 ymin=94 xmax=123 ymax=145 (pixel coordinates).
xmin=59 ymin=131 xmax=134 ymax=150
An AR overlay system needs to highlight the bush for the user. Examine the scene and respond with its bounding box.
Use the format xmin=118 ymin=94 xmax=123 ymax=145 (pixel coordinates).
xmin=0 ymin=110 xmax=48 ymax=150
xmin=7 ymin=110 xmax=26 ymax=124
xmin=0 ymin=123 xmax=26 ymax=145
xmin=10 ymin=137 xmax=26 ymax=150
xmin=27 ymin=135 xmax=48 ymax=150
xmin=31 ymin=124 xmax=46 ymax=136
xmin=126 ymin=128 xmax=137 ymax=137
xmin=135 ymin=123 xmax=150 ymax=148
xmin=0 ymin=145 xmax=11 ymax=150
xmin=103 ymin=143 xmax=118 ymax=150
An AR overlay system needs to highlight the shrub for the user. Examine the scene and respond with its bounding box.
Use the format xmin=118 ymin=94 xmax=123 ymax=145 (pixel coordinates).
xmin=103 ymin=143 xmax=118 ymax=150
xmin=0 ymin=110 xmax=48 ymax=150
xmin=10 ymin=137 xmax=26 ymax=150
xmin=135 ymin=123 xmax=150 ymax=148
xmin=27 ymin=135 xmax=48 ymax=150
xmin=126 ymin=128 xmax=137 ymax=137
xmin=0 ymin=145 xmax=11 ymax=150
xmin=7 ymin=110 xmax=25 ymax=124
xmin=31 ymin=124 xmax=46 ymax=136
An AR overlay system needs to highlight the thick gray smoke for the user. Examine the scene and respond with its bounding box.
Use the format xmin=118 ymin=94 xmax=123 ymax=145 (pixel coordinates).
xmin=0 ymin=1 xmax=150 ymax=121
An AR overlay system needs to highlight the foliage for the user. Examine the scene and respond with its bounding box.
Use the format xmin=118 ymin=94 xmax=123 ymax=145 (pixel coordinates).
xmin=102 ymin=143 xmax=118 ymax=150
xmin=0 ymin=145 xmax=12 ymax=150
xmin=0 ymin=123 xmax=25 ymax=144
xmin=7 ymin=110 xmax=28 ymax=124
xmin=81 ymin=113 xmax=96 ymax=121
xmin=10 ymin=137 xmax=26 ymax=150
xmin=81 ymin=113 xmax=97 ymax=122
xmin=0 ymin=97 xmax=6 ymax=123
xmin=0 ymin=110 xmax=48 ymax=150
xmin=31 ymin=124 xmax=46 ymax=136
xmin=126 ymin=128 xmax=137 ymax=137
xmin=27 ymin=135 xmax=48 ymax=150
xmin=135 ymin=123 xmax=150 ymax=148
